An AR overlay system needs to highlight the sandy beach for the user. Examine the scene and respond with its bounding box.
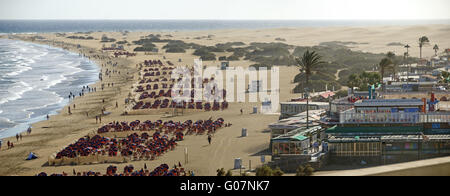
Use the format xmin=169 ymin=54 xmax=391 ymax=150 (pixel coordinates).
xmin=0 ymin=24 xmax=448 ymax=176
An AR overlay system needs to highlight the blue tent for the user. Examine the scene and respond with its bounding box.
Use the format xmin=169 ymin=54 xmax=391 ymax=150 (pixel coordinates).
xmin=26 ymin=152 xmax=38 ymax=160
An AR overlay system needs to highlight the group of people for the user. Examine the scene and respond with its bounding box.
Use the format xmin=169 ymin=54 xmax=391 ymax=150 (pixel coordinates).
xmin=113 ymin=51 xmax=136 ymax=58
xmin=68 ymin=85 xmax=95 ymax=101
xmin=0 ymin=140 xmax=14 ymax=150
xmin=37 ymin=163 xmax=189 ymax=176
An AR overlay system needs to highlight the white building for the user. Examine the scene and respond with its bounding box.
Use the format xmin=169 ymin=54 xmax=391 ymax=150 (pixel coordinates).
xmin=280 ymin=102 xmax=329 ymax=119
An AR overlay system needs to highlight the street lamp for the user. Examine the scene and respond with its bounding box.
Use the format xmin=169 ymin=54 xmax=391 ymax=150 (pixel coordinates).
xmin=405 ymin=44 xmax=411 ymax=89
xmin=304 ymin=88 xmax=310 ymax=129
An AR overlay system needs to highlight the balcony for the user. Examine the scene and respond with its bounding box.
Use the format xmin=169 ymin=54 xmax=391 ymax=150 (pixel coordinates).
xmin=340 ymin=109 xmax=450 ymax=124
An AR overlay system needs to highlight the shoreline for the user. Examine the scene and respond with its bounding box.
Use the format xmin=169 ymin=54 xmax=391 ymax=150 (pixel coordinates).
xmin=0 ymin=36 xmax=139 ymax=175
xmin=0 ymin=39 xmax=101 ymax=139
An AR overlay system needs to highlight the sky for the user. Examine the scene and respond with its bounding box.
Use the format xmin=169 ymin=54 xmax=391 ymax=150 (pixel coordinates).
xmin=0 ymin=0 xmax=449 ymax=20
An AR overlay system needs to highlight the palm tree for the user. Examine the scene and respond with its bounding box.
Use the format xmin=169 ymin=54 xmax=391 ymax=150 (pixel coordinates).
xmin=386 ymin=52 xmax=397 ymax=81
xmin=433 ymin=44 xmax=439 ymax=56
xmin=379 ymin=58 xmax=392 ymax=83
xmin=295 ymin=50 xmax=324 ymax=88
xmin=347 ymin=74 xmax=361 ymax=93
xmin=419 ymin=36 xmax=430 ymax=59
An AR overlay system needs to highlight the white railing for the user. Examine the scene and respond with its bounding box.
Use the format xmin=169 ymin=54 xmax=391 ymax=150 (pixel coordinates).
xmin=421 ymin=113 xmax=450 ymax=123
xmin=339 ymin=109 xmax=450 ymax=124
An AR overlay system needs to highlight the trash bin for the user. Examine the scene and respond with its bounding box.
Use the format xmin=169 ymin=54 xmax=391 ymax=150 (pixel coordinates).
xmin=241 ymin=128 xmax=247 ymax=137
xmin=234 ymin=158 xmax=242 ymax=169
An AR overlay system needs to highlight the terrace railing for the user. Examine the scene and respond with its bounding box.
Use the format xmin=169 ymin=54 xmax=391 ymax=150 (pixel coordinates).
xmin=339 ymin=109 xmax=450 ymax=124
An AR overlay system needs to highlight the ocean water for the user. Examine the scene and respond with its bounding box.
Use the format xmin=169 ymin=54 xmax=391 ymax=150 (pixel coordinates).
xmin=0 ymin=20 xmax=449 ymax=33
xmin=0 ymin=39 xmax=99 ymax=139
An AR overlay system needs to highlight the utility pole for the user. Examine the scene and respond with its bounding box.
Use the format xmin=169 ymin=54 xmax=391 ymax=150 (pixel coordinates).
xmin=405 ymin=44 xmax=411 ymax=90
xmin=417 ymin=133 xmax=421 ymax=161
xmin=305 ymin=88 xmax=310 ymax=129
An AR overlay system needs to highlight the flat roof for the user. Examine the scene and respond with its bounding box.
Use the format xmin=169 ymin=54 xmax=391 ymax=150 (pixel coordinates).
xmin=328 ymin=136 xmax=381 ymax=143
xmin=328 ymin=135 xmax=450 ymax=143
xmin=272 ymin=126 xmax=322 ymax=142
xmin=270 ymin=110 xmax=325 ymax=129
xmin=381 ymin=135 xmax=450 ymax=141
xmin=354 ymin=99 xmax=424 ymax=107
xmin=280 ymin=102 xmax=329 ymax=106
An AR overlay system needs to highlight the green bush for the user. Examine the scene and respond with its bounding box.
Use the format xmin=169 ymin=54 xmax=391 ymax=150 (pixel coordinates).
xmin=227 ymin=55 xmax=240 ymax=61
xmin=296 ymin=164 xmax=315 ymax=176
xmin=217 ymin=168 xmax=226 ymax=176
xmin=193 ymin=47 xmax=217 ymax=61
xmin=165 ymin=47 xmax=186 ymax=53
xmin=134 ymin=43 xmax=157 ymax=52
xmin=225 ymin=170 xmax=233 ymax=176
xmin=116 ymin=40 xmax=128 ymax=44
xmin=255 ymin=165 xmax=273 ymax=176
xmin=304 ymin=164 xmax=315 ymax=176
xmin=335 ymin=90 xmax=348 ymax=98
xmin=100 ymin=35 xmax=116 ymax=42
xmin=67 ymin=36 xmax=94 ymax=40
xmin=272 ymin=167 xmax=284 ymax=176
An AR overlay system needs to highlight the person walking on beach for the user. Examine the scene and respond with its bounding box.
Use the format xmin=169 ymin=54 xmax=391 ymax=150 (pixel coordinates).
xmin=240 ymin=108 xmax=243 ymax=115
xmin=16 ymin=134 xmax=19 ymax=142
xmin=0 ymin=140 xmax=2 ymax=150
xmin=99 ymin=116 xmax=102 ymax=124
xmin=19 ymin=134 xmax=22 ymax=141
xmin=46 ymin=114 xmax=49 ymax=120
xmin=207 ymin=134 xmax=212 ymax=145
xmin=68 ymin=106 xmax=71 ymax=115
xmin=27 ymin=127 xmax=32 ymax=135
xmin=116 ymin=101 xmax=118 ymax=108
xmin=7 ymin=141 xmax=10 ymax=149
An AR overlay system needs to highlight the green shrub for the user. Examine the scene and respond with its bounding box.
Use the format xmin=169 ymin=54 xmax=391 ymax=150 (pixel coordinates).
xmin=225 ymin=170 xmax=233 ymax=176
xmin=116 ymin=40 xmax=128 ymax=44
xmin=272 ymin=167 xmax=284 ymax=176
xmin=217 ymin=168 xmax=226 ymax=176
xmin=255 ymin=165 xmax=273 ymax=176
xmin=165 ymin=47 xmax=186 ymax=53
xmin=134 ymin=43 xmax=157 ymax=52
